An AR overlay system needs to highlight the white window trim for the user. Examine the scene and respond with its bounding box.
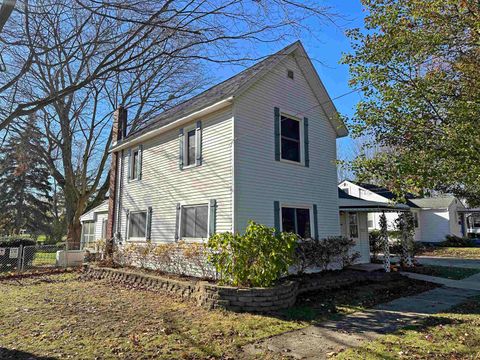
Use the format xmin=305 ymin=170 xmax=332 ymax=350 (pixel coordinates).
xmin=81 ymin=221 xmax=96 ymax=246
xmin=279 ymin=203 xmax=314 ymax=239
xmin=129 ymin=145 xmax=142 ymax=182
xmin=279 ymin=112 xmax=305 ymax=166
xmin=126 ymin=210 xmax=148 ymax=242
xmin=178 ymin=201 xmax=211 ymax=243
xmin=182 ymin=124 xmax=199 ymax=170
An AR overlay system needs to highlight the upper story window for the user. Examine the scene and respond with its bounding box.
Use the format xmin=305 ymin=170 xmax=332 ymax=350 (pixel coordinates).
xmin=186 ymin=129 xmax=196 ymax=166
xmin=281 ymin=206 xmax=311 ymax=239
xmin=281 ymin=115 xmax=302 ymax=163
xmin=128 ymin=145 xmax=143 ymax=181
xmin=179 ymin=121 xmax=202 ymax=169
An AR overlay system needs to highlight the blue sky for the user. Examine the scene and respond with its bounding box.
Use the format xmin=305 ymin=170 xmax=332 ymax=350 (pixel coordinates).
xmin=207 ymin=1 xmax=366 ymax=163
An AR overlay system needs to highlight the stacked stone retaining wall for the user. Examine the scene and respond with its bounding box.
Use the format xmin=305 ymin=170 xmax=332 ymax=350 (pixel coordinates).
xmin=84 ymin=266 xmax=402 ymax=312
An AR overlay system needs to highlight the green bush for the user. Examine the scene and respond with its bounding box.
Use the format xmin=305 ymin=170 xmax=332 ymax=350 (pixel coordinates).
xmin=295 ymin=236 xmax=360 ymax=273
xmin=440 ymin=235 xmax=474 ymax=247
xmin=207 ymin=221 xmax=297 ymax=287
xmin=0 ymin=237 xmax=36 ymax=248
xmin=369 ymin=230 xmax=382 ymax=261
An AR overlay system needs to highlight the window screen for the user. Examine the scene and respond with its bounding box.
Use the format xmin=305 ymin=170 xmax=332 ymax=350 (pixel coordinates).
xmin=81 ymin=221 xmax=95 ymax=245
xmin=129 ymin=212 xmax=147 ymax=238
xmin=281 ymin=207 xmax=311 ymax=238
xmin=281 ymin=116 xmax=301 ymax=162
xmin=181 ymin=205 xmax=208 ymax=238
xmin=186 ymin=129 xmax=196 ymax=166
xmin=132 ymin=149 xmax=139 ymax=179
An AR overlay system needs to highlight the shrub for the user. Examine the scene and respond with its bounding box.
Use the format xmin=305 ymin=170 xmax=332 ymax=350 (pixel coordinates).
xmin=207 ymin=221 xmax=297 ymax=287
xmin=112 ymin=241 xmax=213 ymax=278
xmin=440 ymin=235 xmax=474 ymax=247
xmin=0 ymin=237 xmax=36 ymax=248
xmin=295 ymin=236 xmax=360 ymax=273
xmin=369 ymin=230 xmax=382 ymax=261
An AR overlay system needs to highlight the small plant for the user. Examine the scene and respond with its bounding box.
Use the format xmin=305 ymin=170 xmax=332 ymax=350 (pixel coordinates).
xmin=207 ymin=221 xmax=297 ymax=287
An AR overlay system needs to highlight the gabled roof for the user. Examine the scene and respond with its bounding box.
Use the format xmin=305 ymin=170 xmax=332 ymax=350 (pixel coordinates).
xmin=80 ymin=200 xmax=109 ymax=222
xmin=112 ymin=41 xmax=348 ymax=151
xmin=409 ymin=197 xmax=457 ymax=209
xmin=354 ymin=182 xmax=419 ymax=208
xmin=338 ymin=188 xmax=409 ymax=212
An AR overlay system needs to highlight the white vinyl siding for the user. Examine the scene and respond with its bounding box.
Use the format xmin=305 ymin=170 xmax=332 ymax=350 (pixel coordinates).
xmin=117 ymin=107 xmax=233 ymax=243
xmin=233 ymin=54 xmax=340 ymax=237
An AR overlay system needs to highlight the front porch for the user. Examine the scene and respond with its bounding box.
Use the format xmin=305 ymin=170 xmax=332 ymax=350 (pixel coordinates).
xmin=338 ymin=188 xmax=410 ymax=264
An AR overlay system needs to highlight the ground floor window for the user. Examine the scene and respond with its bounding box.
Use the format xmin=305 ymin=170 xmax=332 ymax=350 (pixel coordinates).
xmin=81 ymin=221 xmax=95 ymax=245
xmin=281 ymin=206 xmax=311 ymax=238
xmin=349 ymin=212 xmax=359 ymax=238
xmin=181 ymin=204 xmax=208 ymax=239
xmin=129 ymin=211 xmax=147 ymax=239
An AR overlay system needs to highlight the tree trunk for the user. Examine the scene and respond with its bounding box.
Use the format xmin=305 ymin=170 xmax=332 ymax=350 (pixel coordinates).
xmin=66 ymin=219 xmax=82 ymax=250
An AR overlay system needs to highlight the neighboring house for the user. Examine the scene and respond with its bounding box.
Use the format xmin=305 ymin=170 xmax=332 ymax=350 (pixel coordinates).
xmin=338 ymin=189 xmax=409 ymax=263
xmin=79 ymin=200 xmax=109 ymax=249
xmin=408 ymin=197 xmax=464 ymax=243
xmin=105 ymin=41 xmax=351 ymax=263
xmin=338 ymin=180 xmax=465 ymax=243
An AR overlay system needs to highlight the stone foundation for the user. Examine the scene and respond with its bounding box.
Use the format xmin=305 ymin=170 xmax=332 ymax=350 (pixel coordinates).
xmin=83 ymin=266 xmax=401 ymax=312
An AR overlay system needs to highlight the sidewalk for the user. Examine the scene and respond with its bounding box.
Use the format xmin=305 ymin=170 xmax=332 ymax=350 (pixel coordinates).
xmin=401 ymin=271 xmax=480 ymax=290
xmin=242 ymin=283 xmax=480 ymax=359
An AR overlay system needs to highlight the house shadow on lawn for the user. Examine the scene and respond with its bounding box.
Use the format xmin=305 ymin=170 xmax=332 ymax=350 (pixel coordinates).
xmin=0 ymin=348 xmax=57 ymax=360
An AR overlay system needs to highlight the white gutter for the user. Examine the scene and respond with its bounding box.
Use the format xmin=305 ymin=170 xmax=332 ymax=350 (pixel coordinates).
xmin=111 ymin=97 xmax=234 ymax=152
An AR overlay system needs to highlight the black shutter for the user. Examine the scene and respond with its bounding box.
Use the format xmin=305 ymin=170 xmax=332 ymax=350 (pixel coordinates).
xmin=208 ymin=199 xmax=216 ymax=237
xmin=304 ymin=117 xmax=309 ymax=167
xmin=127 ymin=149 xmax=132 ymax=181
xmin=125 ymin=210 xmax=130 ymax=240
xmin=274 ymin=201 xmax=280 ymax=233
xmin=146 ymin=206 xmax=152 ymax=240
xmin=175 ymin=203 xmax=181 ymax=241
xmin=274 ymin=107 xmax=280 ymax=161
xmin=138 ymin=145 xmax=143 ymax=180
xmin=178 ymin=128 xmax=184 ymax=170
xmin=313 ymin=204 xmax=318 ymax=240
xmin=196 ymin=121 xmax=202 ymax=166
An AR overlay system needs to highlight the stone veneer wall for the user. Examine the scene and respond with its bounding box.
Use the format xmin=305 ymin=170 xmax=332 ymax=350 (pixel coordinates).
xmin=84 ymin=266 xmax=401 ymax=312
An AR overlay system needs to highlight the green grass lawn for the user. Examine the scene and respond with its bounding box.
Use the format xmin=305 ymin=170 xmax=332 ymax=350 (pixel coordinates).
xmin=418 ymin=247 xmax=480 ymax=259
xmin=31 ymin=251 xmax=57 ymax=266
xmin=404 ymin=264 xmax=480 ymax=280
xmin=335 ymin=296 xmax=480 ymax=360
xmin=0 ymin=272 xmax=436 ymax=359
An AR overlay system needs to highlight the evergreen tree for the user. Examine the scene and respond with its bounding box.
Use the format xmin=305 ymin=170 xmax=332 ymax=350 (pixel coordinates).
xmin=0 ymin=117 xmax=52 ymax=236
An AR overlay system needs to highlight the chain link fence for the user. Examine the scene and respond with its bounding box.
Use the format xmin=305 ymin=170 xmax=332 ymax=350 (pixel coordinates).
xmin=0 ymin=244 xmax=66 ymax=273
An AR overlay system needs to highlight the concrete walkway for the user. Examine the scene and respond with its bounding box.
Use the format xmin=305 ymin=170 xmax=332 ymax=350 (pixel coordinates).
xmin=401 ymin=271 xmax=480 ymax=291
xmin=416 ymin=256 xmax=480 ymax=269
xmin=242 ymin=284 xmax=480 ymax=359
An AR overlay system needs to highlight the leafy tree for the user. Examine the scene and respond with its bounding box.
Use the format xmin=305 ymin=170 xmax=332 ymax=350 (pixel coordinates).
xmin=0 ymin=117 xmax=52 ymax=235
xmin=343 ymin=0 xmax=480 ymax=205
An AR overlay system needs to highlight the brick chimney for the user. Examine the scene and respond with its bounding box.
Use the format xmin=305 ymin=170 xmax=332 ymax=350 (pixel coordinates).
xmin=106 ymin=107 xmax=127 ymax=255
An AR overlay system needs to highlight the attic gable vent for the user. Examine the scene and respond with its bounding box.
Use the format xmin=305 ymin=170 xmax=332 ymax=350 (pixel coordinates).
xmin=287 ymin=69 xmax=294 ymax=79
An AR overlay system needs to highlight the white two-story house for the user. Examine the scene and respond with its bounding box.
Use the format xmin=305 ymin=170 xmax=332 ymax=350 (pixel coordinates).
xmin=105 ymin=41 xmax=348 ymax=258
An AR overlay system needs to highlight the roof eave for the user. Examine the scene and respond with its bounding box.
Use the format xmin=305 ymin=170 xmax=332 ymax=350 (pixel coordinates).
xmin=110 ymin=97 xmax=234 ymax=152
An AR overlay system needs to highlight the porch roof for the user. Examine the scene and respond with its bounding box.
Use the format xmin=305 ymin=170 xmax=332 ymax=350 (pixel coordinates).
xmin=458 ymin=208 xmax=480 ymax=213
xmin=338 ymin=188 xmax=410 ymax=213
